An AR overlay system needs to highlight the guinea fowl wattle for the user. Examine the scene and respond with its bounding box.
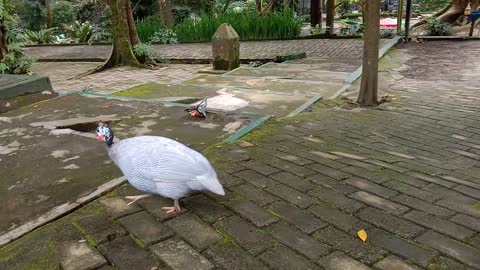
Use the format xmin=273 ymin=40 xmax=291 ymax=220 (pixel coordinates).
xmin=96 ymin=122 xmax=225 ymax=214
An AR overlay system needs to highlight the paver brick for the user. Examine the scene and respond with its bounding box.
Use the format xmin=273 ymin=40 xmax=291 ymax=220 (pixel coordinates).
xmin=97 ymin=236 xmax=159 ymax=270
xmin=309 ymin=203 xmax=371 ymax=234
xmin=417 ymin=231 xmax=480 ymax=269
xmin=74 ymin=213 xmax=127 ymax=246
xmin=356 ymin=207 xmax=424 ymax=239
xmin=268 ymin=171 xmax=316 ymax=192
xmin=367 ymin=228 xmax=437 ymax=267
xmin=308 ymin=174 xmax=358 ymax=195
xmin=258 ymin=245 xmax=319 ymax=270
xmin=119 ymin=211 xmax=173 ymax=246
xmin=165 ymin=213 xmax=222 ymax=250
xmin=238 ymin=160 xmax=280 ymax=176
xmin=373 ymin=255 xmax=421 ymax=270
xmin=309 ymin=187 xmax=365 ymax=213
xmin=230 ymin=183 xmax=279 ymax=206
xmin=383 ymin=181 xmax=440 ymax=203
xmin=266 ymin=183 xmax=316 ymax=209
xmin=203 ymin=241 xmax=268 ymax=270
xmin=450 ymin=214 xmax=480 ymax=232
xmin=392 ymin=194 xmax=455 ymax=218
xmin=60 ymin=241 xmax=107 ymax=270
xmin=139 ymin=196 xmax=187 ymax=222
xmin=404 ymin=210 xmax=474 ymax=241
xmin=308 ymin=163 xmax=353 ymax=180
xmin=318 ymin=251 xmax=372 ymax=270
xmin=349 ymin=191 xmax=409 ymax=215
xmin=223 ymin=198 xmax=277 ymax=227
xmin=182 ymin=194 xmax=232 ymax=224
xmin=268 ymin=201 xmax=327 ymax=234
xmin=150 ymin=238 xmax=213 ymax=270
xmin=233 ymin=170 xmax=277 ymax=188
xmin=266 ymin=222 xmax=330 ymax=259
xmin=345 ymin=178 xmax=398 ymax=198
xmin=100 ymin=197 xmax=143 ymax=220
xmin=214 ymin=215 xmax=273 ymax=255
xmin=454 ymin=185 xmax=480 ymax=200
xmin=313 ymin=226 xmax=387 ymax=265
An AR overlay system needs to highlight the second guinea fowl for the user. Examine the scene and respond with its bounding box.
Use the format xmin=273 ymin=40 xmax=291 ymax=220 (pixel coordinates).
xmin=96 ymin=123 xmax=225 ymax=214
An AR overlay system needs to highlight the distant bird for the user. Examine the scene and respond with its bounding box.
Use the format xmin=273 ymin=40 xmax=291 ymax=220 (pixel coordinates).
xmin=185 ymin=99 xmax=207 ymax=118
xmin=96 ymin=122 xmax=225 ymax=213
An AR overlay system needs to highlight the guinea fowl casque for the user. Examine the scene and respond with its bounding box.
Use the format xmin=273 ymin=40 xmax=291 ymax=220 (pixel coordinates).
xmin=95 ymin=122 xmax=225 ymax=214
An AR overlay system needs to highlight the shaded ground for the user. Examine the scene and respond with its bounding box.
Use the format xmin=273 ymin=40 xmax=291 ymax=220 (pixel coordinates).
xmin=1 ymin=41 xmax=480 ymax=269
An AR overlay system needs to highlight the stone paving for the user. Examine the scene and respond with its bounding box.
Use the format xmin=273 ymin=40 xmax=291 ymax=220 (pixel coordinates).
xmin=2 ymin=40 xmax=480 ymax=270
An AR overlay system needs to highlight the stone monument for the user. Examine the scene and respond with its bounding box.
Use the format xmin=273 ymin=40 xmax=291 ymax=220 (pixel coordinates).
xmin=212 ymin=23 xmax=240 ymax=71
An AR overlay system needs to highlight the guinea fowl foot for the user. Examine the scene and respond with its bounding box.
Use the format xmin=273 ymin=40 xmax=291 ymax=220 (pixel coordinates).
xmin=125 ymin=194 xmax=151 ymax=206
xmin=161 ymin=199 xmax=181 ymax=214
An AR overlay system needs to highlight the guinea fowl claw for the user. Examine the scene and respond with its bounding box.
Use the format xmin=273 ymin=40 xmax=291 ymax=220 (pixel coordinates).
xmin=125 ymin=194 xmax=151 ymax=206
xmin=161 ymin=207 xmax=178 ymax=214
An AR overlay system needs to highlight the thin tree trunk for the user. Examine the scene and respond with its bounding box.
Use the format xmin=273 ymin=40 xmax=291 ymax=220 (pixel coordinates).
xmin=158 ymin=0 xmax=165 ymax=24
xmin=256 ymin=0 xmax=262 ymax=14
xmin=311 ymin=0 xmax=320 ymax=26
xmin=0 ymin=20 xmax=8 ymax=61
xmin=326 ymin=0 xmax=335 ymax=35
xmin=45 ymin=0 xmax=53 ymax=28
xmin=319 ymin=0 xmax=323 ymax=29
xmin=357 ymin=0 xmax=380 ymax=106
xmin=165 ymin=0 xmax=173 ymax=27
xmin=223 ymin=0 xmax=234 ymax=13
xmin=125 ymin=0 xmax=140 ymax=46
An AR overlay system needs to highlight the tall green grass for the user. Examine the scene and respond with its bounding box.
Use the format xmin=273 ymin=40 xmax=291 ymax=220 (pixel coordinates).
xmin=175 ymin=9 xmax=303 ymax=42
xmin=136 ymin=17 xmax=166 ymax=43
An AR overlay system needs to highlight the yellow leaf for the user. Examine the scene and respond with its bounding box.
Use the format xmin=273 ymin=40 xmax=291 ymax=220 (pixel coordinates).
xmin=358 ymin=229 xmax=367 ymax=242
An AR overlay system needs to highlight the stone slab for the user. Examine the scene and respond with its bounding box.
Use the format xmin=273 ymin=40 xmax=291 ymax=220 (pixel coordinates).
xmin=60 ymin=241 xmax=107 ymax=270
xmin=203 ymin=241 xmax=268 ymax=270
xmin=318 ymin=251 xmax=372 ymax=270
xmin=97 ymin=236 xmax=159 ymax=270
xmin=258 ymin=245 xmax=319 ymax=270
xmin=119 ymin=211 xmax=173 ymax=246
xmin=150 ymin=238 xmax=213 ymax=270
xmin=165 ymin=213 xmax=222 ymax=250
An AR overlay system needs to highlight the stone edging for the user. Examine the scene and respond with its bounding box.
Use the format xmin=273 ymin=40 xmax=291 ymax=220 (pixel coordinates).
xmin=0 ymin=176 xmax=127 ymax=247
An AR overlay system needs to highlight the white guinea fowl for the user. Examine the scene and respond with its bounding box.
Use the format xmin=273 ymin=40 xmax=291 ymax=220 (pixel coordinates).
xmin=95 ymin=122 xmax=225 ymax=214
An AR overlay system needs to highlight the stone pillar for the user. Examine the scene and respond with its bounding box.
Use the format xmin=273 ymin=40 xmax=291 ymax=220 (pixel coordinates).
xmin=212 ymin=23 xmax=240 ymax=71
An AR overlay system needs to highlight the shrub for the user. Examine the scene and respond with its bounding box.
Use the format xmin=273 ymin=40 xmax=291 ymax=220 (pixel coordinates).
xmin=380 ymin=29 xmax=397 ymax=38
xmin=136 ymin=16 xmax=165 ymax=43
xmin=65 ymin=21 xmax=93 ymax=43
xmin=426 ymin=17 xmax=451 ymax=36
xmin=133 ymin=43 xmax=160 ymax=59
xmin=175 ymin=9 xmax=304 ymax=42
xmin=172 ymin=6 xmax=192 ymax=24
xmin=17 ymin=0 xmax=46 ymax=31
xmin=0 ymin=43 xmax=36 ymax=75
xmin=150 ymin=29 xmax=178 ymax=44
xmin=25 ymin=28 xmax=57 ymax=44
xmin=52 ymin=0 xmax=76 ymax=28
xmin=413 ymin=0 xmax=449 ymax=13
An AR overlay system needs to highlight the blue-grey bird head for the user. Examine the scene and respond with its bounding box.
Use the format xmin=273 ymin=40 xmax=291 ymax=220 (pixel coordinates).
xmin=96 ymin=122 xmax=114 ymax=147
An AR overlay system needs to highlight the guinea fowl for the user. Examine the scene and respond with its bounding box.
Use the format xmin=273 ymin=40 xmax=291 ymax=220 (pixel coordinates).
xmin=96 ymin=122 xmax=225 ymax=214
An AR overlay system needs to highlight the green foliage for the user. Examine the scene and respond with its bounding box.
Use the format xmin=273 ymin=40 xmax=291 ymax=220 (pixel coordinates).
xmin=426 ymin=16 xmax=451 ymax=36
xmin=136 ymin=16 xmax=165 ymax=43
xmin=25 ymin=28 xmax=57 ymax=44
xmin=133 ymin=43 xmax=160 ymax=59
xmin=175 ymin=9 xmax=304 ymax=42
xmin=52 ymin=0 xmax=76 ymax=28
xmin=17 ymin=0 xmax=46 ymax=31
xmin=380 ymin=29 xmax=397 ymax=38
xmin=150 ymin=28 xmax=178 ymax=44
xmin=0 ymin=42 xmax=36 ymax=75
xmin=413 ymin=0 xmax=449 ymax=13
xmin=65 ymin=21 xmax=93 ymax=43
xmin=172 ymin=6 xmax=192 ymax=24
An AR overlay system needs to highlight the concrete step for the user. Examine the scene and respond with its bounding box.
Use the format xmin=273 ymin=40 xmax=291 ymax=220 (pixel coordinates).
xmin=260 ymin=62 xmax=359 ymax=73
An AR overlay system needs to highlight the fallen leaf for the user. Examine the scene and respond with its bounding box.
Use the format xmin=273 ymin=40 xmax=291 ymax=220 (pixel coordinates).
xmin=33 ymin=105 xmax=39 ymax=108
xmin=358 ymin=229 xmax=367 ymax=242
xmin=102 ymin=103 xmax=110 ymax=108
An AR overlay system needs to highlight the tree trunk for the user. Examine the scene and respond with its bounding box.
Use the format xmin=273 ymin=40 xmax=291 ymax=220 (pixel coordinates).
xmin=93 ymin=0 xmax=143 ymax=72
xmin=357 ymin=0 xmax=380 ymax=106
xmin=0 ymin=20 xmax=8 ymax=61
xmin=256 ymin=0 xmax=262 ymax=14
xmin=326 ymin=0 xmax=335 ymax=35
xmin=45 ymin=0 xmax=53 ymax=28
xmin=158 ymin=0 xmax=165 ymax=24
xmin=413 ymin=0 xmax=480 ymax=28
xmin=311 ymin=0 xmax=320 ymax=26
xmin=165 ymin=0 xmax=173 ymax=27
xmin=125 ymin=0 xmax=140 ymax=46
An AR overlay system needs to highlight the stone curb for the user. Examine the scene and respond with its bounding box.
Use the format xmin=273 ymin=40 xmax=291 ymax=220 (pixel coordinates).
xmin=0 ymin=176 xmax=126 ymax=247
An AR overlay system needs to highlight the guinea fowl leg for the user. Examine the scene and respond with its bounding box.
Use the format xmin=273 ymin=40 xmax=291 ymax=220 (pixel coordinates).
xmin=125 ymin=194 xmax=151 ymax=206
xmin=161 ymin=199 xmax=182 ymax=214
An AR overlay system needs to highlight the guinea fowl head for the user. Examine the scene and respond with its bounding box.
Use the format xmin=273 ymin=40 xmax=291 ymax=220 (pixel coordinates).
xmin=96 ymin=122 xmax=114 ymax=147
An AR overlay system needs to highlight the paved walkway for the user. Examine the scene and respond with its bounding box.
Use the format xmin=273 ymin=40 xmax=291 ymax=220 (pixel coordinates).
xmin=26 ymin=39 xmax=388 ymax=62
xmin=2 ymin=41 xmax=480 ymax=270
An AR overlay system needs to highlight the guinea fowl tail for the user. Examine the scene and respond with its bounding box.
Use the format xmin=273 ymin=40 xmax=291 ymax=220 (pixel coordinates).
xmin=197 ymin=175 xmax=225 ymax=196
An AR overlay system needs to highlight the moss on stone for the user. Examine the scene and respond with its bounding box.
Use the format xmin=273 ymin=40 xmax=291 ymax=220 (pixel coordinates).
xmin=71 ymin=220 xmax=97 ymax=247
xmin=215 ymin=229 xmax=236 ymax=245
xmin=129 ymin=234 xmax=145 ymax=248
xmin=472 ymin=201 xmax=480 ymax=210
xmin=113 ymin=82 xmax=157 ymax=98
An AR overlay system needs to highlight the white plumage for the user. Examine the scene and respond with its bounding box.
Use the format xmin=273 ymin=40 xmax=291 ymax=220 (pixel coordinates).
xmin=96 ymin=124 xmax=224 ymax=213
